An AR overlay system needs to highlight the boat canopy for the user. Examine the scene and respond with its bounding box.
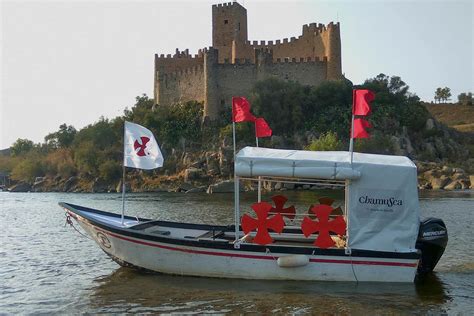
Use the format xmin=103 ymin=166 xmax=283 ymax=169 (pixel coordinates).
xmin=235 ymin=147 xmax=420 ymax=253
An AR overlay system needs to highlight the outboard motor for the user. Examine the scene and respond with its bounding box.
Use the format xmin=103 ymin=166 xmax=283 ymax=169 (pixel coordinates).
xmin=416 ymin=218 xmax=448 ymax=274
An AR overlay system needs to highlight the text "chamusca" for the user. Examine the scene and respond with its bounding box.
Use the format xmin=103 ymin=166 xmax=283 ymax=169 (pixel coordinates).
xmin=358 ymin=196 xmax=403 ymax=207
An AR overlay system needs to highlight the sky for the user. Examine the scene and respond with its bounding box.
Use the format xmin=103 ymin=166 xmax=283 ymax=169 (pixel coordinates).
xmin=1 ymin=0 xmax=473 ymax=149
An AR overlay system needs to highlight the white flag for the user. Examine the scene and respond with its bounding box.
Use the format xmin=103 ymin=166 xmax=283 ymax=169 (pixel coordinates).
xmin=124 ymin=121 xmax=164 ymax=170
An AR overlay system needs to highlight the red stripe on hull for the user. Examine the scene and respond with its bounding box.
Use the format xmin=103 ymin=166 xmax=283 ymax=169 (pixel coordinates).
xmin=94 ymin=226 xmax=418 ymax=268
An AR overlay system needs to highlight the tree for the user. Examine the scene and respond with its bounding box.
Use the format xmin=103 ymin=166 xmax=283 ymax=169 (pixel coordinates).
xmin=434 ymin=87 xmax=443 ymax=103
xmin=441 ymin=87 xmax=451 ymax=102
xmin=458 ymin=92 xmax=473 ymax=106
xmin=434 ymin=87 xmax=452 ymax=103
xmin=44 ymin=124 xmax=77 ymax=148
xmin=10 ymin=139 xmax=34 ymax=156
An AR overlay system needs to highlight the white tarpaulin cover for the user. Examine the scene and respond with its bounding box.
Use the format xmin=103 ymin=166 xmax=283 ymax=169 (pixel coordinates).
xmin=235 ymin=147 xmax=420 ymax=253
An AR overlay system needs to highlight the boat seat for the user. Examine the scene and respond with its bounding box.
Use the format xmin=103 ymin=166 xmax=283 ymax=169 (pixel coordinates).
xmin=147 ymin=229 xmax=171 ymax=236
xmin=198 ymin=237 xmax=229 ymax=244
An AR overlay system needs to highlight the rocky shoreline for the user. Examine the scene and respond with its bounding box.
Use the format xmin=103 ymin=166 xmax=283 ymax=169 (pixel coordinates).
xmin=7 ymin=161 xmax=473 ymax=193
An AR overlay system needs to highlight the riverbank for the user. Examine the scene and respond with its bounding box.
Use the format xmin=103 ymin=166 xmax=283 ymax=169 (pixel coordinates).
xmin=7 ymin=160 xmax=473 ymax=193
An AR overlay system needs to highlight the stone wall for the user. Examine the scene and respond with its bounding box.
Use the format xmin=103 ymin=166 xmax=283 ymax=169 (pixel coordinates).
xmin=157 ymin=65 xmax=205 ymax=106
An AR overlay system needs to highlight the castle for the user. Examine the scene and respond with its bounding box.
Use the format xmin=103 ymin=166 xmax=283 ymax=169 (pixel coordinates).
xmin=154 ymin=2 xmax=342 ymax=120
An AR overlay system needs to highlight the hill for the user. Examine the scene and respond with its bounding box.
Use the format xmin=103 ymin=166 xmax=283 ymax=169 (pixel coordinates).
xmin=424 ymin=103 xmax=474 ymax=132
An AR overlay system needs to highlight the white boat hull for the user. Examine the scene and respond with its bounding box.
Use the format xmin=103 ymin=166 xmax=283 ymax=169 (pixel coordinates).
xmin=72 ymin=211 xmax=419 ymax=283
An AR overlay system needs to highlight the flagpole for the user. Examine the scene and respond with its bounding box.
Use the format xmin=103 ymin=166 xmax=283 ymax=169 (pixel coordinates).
xmin=349 ymin=114 xmax=355 ymax=165
xmin=121 ymin=123 xmax=127 ymax=226
xmin=232 ymin=118 xmax=240 ymax=246
xmin=255 ymin=126 xmax=261 ymax=203
xmin=349 ymin=88 xmax=355 ymax=165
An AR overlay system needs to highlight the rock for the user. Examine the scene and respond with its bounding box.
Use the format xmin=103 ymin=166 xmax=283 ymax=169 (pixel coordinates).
xmin=178 ymin=182 xmax=195 ymax=192
xmin=453 ymin=168 xmax=465 ymax=174
xmin=9 ymin=182 xmax=32 ymax=192
xmin=32 ymin=179 xmax=47 ymax=192
xmin=283 ymin=183 xmax=295 ymax=190
xmin=444 ymin=180 xmax=462 ymax=190
xmin=207 ymin=180 xmax=243 ymax=193
xmin=186 ymin=186 xmax=207 ymax=193
xmin=184 ymin=168 xmax=204 ymax=182
xmin=441 ymin=166 xmax=453 ymax=175
xmin=274 ymin=182 xmax=282 ymax=190
xmin=302 ymin=184 xmax=311 ymax=190
xmin=92 ymin=178 xmax=108 ymax=193
xmin=263 ymin=181 xmax=274 ymax=191
xmin=431 ymin=176 xmax=450 ymax=190
xmin=64 ymin=176 xmax=78 ymax=192
xmin=460 ymin=180 xmax=470 ymax=190
xmin=219 ymin=147 xmax=233 ymax=176
xmin=34 ymin=176 xmax=45 ymax=183
xmin=452 ymin=172 xmax=468 ymax=181
xmin=116 ymin=180 xmax=131 ymax=193
xmin=425 ymin=118 xmax=435 ymax=130
xmin=470 ymin=175 xmax=474 ymax=189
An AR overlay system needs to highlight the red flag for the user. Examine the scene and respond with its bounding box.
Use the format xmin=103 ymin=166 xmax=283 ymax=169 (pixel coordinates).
xmin=352 ymin=89 xmax=375 ymax=116
xmin=352 ymin=118 xmax=372 ymax=138
xmin=232 ymin=97 xmax=256 ymax=122
xmin=255 ymin=117 xmax=272 ymax=138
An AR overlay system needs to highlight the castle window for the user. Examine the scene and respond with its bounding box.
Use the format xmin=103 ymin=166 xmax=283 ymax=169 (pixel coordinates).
xmin=224 ymin=19 xmax=228 ymax=24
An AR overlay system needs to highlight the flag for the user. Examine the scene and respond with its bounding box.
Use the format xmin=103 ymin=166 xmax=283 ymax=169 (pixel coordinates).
xmin=124 ymin=121 xmax=164 ymax=170
xmin=352 ymin=118 xmax=372 ymax=139
xmin=255 ymin=117 xmax=272 ymax=138
xmin=232 ymin=97 xmax=256 ymax=122
xmin=352 ymin=89 xmax=375 ymax=116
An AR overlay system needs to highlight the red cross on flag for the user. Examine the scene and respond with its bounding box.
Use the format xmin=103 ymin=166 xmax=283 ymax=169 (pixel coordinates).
xmin=124 ymin=121 xmax=164 ymax=170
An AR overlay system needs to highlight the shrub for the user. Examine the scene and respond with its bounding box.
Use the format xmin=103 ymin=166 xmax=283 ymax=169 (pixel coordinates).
xmin=11 ymin=158 xmax=44 ymax=182
xmin=354 ymin=134 xmax=394 ymax=155
xmin=306 ymin=132 xmax=343 ymax=151
xmin=98 ymin=160 xmax=121 ymax=182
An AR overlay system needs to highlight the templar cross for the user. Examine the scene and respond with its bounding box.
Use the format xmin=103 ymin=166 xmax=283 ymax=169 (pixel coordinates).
xmin=269 ymin=195 xmax=296 ymax=220
xmin=301 ymin=204 xmax=346 ymax=248
xmin=241 ymin=202 xmax=285 ymax=245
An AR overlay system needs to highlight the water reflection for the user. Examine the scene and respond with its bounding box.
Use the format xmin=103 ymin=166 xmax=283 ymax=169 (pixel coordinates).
xmin=90 ymin=267 xmax=448 ymax=314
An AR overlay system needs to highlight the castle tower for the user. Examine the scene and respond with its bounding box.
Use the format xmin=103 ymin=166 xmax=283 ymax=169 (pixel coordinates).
xmin=212 ymin=2 xmax=248 ymax=63
xmin=326 ymin=22 xmax=342 ymax=80
xmin=204 ymin=48 xmax=219 ymax=120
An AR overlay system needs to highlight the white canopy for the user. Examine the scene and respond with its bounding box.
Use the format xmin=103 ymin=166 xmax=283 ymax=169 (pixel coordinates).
xmin=235 ymin=147 xmax=420 ymax=253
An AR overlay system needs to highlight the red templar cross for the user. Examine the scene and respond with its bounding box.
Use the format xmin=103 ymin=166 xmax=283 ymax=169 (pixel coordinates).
xmin=301 ymin=204 xmax=346 ymax=248
xmin=269 ymin=195 xmax=296 ymax=220
xmin=241 ymin=202 xmax=285 ymax=245
xmin=134 ymin=136 xmax=150 ymax=157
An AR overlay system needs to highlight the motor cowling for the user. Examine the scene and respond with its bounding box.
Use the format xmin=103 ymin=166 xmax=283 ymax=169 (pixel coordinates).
xmin=416 ymin=218 xmax=448 ymax=274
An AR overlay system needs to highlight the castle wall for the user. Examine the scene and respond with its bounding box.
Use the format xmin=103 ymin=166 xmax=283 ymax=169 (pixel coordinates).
xmin=156 ymin=65 xmax=205 ymax=106
xmin=213 ymin=58 xmax=327 ymax=116
xmin=232 ymin=22 xmax=340 ymax=72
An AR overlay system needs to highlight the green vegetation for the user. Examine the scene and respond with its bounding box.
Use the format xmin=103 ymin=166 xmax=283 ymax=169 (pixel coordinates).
xmin=306 ymin=132 xmax=343 ymax=151
xmin=458 ymin=92 xmax=473 ymax=106
xmin=434 ymin=87 xmax=452 ymax=103
xmin=1 ymin=74 xmax=444 ymax=185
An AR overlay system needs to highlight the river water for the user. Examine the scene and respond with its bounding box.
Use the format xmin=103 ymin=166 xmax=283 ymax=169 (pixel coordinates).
xmin=1 ymin=190 xmax=473 ymax=314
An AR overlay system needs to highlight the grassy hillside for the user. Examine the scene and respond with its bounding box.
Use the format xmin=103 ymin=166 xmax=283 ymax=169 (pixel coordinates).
xmin=424 ymin=103 xmax=474 ymax=132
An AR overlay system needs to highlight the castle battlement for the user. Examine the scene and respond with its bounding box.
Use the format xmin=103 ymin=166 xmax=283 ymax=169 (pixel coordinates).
xmin=154 ymin=2 xmax=342 ymax=120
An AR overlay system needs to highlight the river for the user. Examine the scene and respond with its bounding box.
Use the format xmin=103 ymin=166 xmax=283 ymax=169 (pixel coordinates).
xmin=1 ymin=190 xmax=473 ymax=314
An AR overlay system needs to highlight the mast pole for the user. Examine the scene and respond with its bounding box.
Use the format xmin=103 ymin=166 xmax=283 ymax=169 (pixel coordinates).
xmin=256 ymin=128 xmax=261 ymax=202
xmin=350 ymin=88 xmax=355 ymax=165
xmin=121 ymin=123 xmax=127 ymax=226
xmin=232 ymin=120 xmax=240 ymax=246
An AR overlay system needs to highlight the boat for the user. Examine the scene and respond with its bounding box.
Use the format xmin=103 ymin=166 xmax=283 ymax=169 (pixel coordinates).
xmin=61 ymin=146 xmax=448 ymax=283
